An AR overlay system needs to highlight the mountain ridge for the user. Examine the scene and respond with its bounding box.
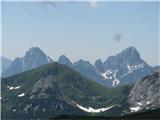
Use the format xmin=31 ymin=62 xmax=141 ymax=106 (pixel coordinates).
xmin=2 ymin=46 xmax=154 ymax=87
xmin=2 ymin=62 xmax=159 ymax=119
xmin=1 ymin=62 xmax=130 ymax=119
xmin=70 ymin=46 xmax=153 ymax=87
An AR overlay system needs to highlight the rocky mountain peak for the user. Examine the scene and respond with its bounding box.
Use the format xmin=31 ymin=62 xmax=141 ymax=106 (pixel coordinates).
xmin=24 ymin=47 xmax=52 ymax=61
xmin=58 ymin=55 xmax=72 ymax=67
xmin=121 ymin=46 xmax=139 ymax=56
xmin=23 ymin=47 xmax=53 ymax=70
xmin=103 ymin=46 xmax=143 ymax=69
xmin=73 ymin=59 xmax=94 ymax=70
xmin=116 ymin=46 xmax=141 ymax=65
xmin=2 ymin=47 xmax=53 ymax=78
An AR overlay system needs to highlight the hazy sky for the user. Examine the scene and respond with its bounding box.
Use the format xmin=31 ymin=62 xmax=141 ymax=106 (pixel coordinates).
xmin=2 ymin=1 xmax=159 ymax=66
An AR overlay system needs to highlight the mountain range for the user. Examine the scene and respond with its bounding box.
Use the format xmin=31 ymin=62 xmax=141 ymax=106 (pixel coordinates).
xmin=69 ymin=47 xmax=153 ymax=87
xmin=1 ymin=62 xmax=160 ymax=119
xmin=1 ymin=57 xmax=12 ymax=74
xmin=1 ymin=46 xmax=154 ymax=87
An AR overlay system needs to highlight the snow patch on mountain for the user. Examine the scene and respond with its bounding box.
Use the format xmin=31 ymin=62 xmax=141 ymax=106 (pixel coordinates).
xmin=119 ymin=63 xmax=145 ymax=79
xmin=146 ymin=101 xmax=151 ymax=105
xmin=101 ymin=69 xmax=113 ymax=79
xmin=76 ymin=104 xmax=116 ymax=113
xmin=18 ymin=93 xmax=25 ymax=97
xmin=101 ymin=69 xmax=120 ymax=86
xmin=112 ymin=70 xmax=120 ymax=86
xmin=7 ymin=86 xmax=21 ymax=90
xmin=127 ymin=64 xmax=144 ymax=73
xmin=130 ymin=106 xmax=141 ymax=112
xmin=13 ymin=109 xmax=16 ymax=112
xmin=137 ymin=102 xmax=143 ymax=106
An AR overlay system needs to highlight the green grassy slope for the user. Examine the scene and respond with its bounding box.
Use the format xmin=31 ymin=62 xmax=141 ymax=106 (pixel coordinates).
xmin=2 ymin=62 xmax=131 ymax=119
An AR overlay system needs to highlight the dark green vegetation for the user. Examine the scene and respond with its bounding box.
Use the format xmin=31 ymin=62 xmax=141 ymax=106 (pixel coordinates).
xmin=122 ymin=108 xmax=160 ymax=119
xmin=52 ymin=108 xmax=160 ymax=120
xmin=1 ymin=62 xmax=131 ymax=119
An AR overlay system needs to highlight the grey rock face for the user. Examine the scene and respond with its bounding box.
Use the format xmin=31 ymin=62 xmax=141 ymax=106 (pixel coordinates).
xmin=73 ymin=59 xmax=94 ymax=73
xmin=103 ymin=47 xmax=147 ymax=69
xmin=73 ymin=59 xmax=103 ymax=83
xmin=23 ymin=47 xmax=52 ymax=70
xmin=129 ymin=72 xmax=160 ymax=110
xmin=2 ymin=57 xmax=23 ymax=77
xmin=58 ymin=55 xmax=72 ymax=67
xmin=73 ymin=59 xmax=112 ymax=86
xmin=106 ymin=47 xmax=141 ymax=67
xmin=2 ymin=47 xmax=53 ymax=78
xmin=31 ymin=76 xmax=59 ymax=99
xmin=95 ymin=59 xmax=105 ymax=73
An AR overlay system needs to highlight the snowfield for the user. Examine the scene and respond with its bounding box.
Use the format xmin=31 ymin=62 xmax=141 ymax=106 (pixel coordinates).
xmin=72 ymin=101 xmax=116 ymax=113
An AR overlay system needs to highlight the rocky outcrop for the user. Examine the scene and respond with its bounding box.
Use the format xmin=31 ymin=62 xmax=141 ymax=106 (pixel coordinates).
xmin=129 ymin=72 xmax=160 ymax=111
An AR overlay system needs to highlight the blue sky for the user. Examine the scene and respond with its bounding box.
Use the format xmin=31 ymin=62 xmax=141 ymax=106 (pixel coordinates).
xmin=2 ymin=1 xmax=159 ymax=66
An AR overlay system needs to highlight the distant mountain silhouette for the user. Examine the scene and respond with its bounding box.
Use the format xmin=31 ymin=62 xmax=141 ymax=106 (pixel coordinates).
xmin=2 ymin=47 xmax=53 ymax=77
